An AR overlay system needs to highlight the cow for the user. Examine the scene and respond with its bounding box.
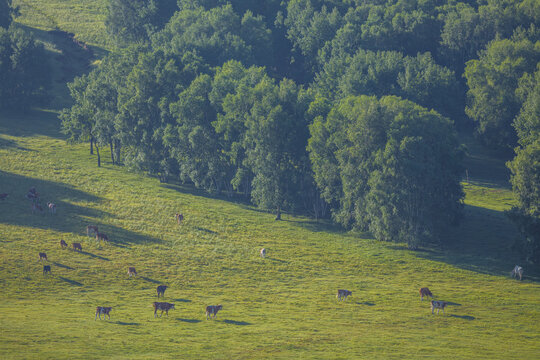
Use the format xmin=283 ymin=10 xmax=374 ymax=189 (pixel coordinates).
xmin=86 ymin=225 xmax=99 ymax=237
xmin=511 ymin=265 xmax=523 ymax=281
xmin=60 ymin=240 xmax=68 ymax=249
xmin=96 ymin=232 xmax=109 ymax=244
xmin=431 ymin=300 xmax=448 ymax=314
xmin=128 ymin=267 xmax=137 ymax=278
xmin=337 ymin=289 xmax=352 ymax=301
xmin=43 ymin=265 xmax=51 ymax=275
xmin=157 ymin=285 xmax=167 ymax=298
xmin=153 ymin=302 xmax=175 ymax=318
xmin=0 ymin=193 xmax=8 ymax=200
xmin=95 ymin=306 xmax=112 ymax=320
xmin=419 ymin=287 xmax=433 ymax=301
xmin=175 ymin=213 xmax=184 ymax=224
xmin=39 ymin=252 xmax=47 ymax=261
xmin=47 ymin=202 xmax=56 ymax=214
xmin=72 ymin=243 xmax=82 ymax=251
xmin=206 ymin=305 xmax=223 ymax=320
xmin=260 ymin=248 xmax=266 ymax=258
xmin=31 ymin=202 xmax=43 ymax=214
xmin=26 ymin=187 xmax=39 ymax=201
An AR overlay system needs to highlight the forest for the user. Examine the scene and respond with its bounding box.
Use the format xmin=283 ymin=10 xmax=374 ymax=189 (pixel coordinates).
xmin=2 ymin=0 xmax=539 ymax=260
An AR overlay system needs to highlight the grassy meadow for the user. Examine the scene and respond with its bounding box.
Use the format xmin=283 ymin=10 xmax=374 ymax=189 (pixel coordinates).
xmin=0 ymin=2 xmax=539 ymax=359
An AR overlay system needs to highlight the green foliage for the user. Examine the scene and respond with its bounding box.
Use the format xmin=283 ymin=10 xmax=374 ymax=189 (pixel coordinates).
xmin=0 ymin=0 xmax=17 ymax=29
xmin=105 ymin=0 xmax=157 ymax=46
xmin=309 ymin=95 xmax=464 ymax=248
xmin=465 ymin=36 xmax=540 ymax=150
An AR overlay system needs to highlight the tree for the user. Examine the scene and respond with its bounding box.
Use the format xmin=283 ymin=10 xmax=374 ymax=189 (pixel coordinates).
xmin=308 ymin=95 xmax=464 ymax=248
xmin=105 ymin=0 xmax=158 ymax=46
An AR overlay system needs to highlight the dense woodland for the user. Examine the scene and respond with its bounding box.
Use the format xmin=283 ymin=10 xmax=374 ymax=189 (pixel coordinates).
xmin=1 ymin=0 xmax=539 ymax=260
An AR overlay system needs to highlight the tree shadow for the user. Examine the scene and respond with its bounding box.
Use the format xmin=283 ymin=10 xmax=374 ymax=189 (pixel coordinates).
xmin=0 ymin=171 xmax=163 ymax=246
xmin=176 ymin=318 xmax=201 ymax=323
xmin=140 ymin=276 xmax=161 ymax=284
xmin=58 ymin=276 xmax=83 ymax=286
xmin=161 ymin=183 xmax=251 ymax=207
xmin=450 ymin=314 xmax=475 ymax=321
xmin=0 ymin=109 xmax=64 ymax=139
xmin=52 ymin=262 xmax=73 ymax=270
xmin=172 ymin=298 xmax=191 ymax=303
xmin=0 ymin=136 xmax=35 ymax=152
xmin=222 ymin=319 xmax=252 ymax=326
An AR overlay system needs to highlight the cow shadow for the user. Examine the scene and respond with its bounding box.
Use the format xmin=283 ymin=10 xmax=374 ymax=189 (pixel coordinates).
xmin=172 ymin=298 xmax=191 ymax=303
xmin=59 ymin=276 xmax=83 ymax=286
xmin=223 ymin=319 xmax=252 ymax=326
xmin=194 ymin=226 xmax=218 ymax=234
xmin=356 ymin=301 xmax=375 ymax=306
xmin=114 ymin=321 xmax=140 ymax=326
xmin=140 ymin=276 xmax=161 ymax=284
xmin=268 ymin=258 xmax=289 ymax=264
xmin=445 ymin=302 xmax=462 ymax=306
xmin=450 ymin=314 xmax=475 ymax=321
xmin=52 ymin=262 xmax=73 ymax=270
xmin=176 ymin=318 xmax=201 ymax=323
xmin=78 ymin=251 xmax=110 ymax=262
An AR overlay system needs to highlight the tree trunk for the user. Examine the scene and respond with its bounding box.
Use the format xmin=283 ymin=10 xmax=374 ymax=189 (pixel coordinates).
xmin=95 ymin=143 xmax=101 ymax=167
xmin=114 ymin=139 xmax=121 ymax=164
xmin=90 ymin=137 xmax=94 ymax=155
xmin=110 ymin=141 xmax=114 ymax=165
xmin=275 ymin=205 xmax=281 ymax=221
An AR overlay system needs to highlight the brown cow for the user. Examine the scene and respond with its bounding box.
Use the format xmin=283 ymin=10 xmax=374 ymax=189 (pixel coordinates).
xmin=337 ymin=289 xmax=352 ymax=301
xmin=60 ymin=240 xmax=68 ymax=249
xmin=431 ymin=300 xmax=448 ymax=315
xmin=43 ymin=265 xmax=51 ymax=275
xmin=157 ymin=285 xmax=167 ymax=298
xmin=128 ymin=267 xmax=137 ymax=278
xmin=39 ymin=252 xmax=47 ymax=261
xmin=153 ymin=302 xmax=175 ymax=318
xmin=72 ymin=243 xmax=82 ymax=251
xmin=86 ymin=225 xmax=99 ymax=237
xmin=419 ymin=287 xmax=433 ymax=301
xmin=96 ymin=232 xmax=109 ymax=244
xmin=95 ymin=306 xmax=112 ymax=320
xmin=175 ymin=213 xmax=183 ymax=224
xmin=206 ymin=305 xmax=223 ymax=320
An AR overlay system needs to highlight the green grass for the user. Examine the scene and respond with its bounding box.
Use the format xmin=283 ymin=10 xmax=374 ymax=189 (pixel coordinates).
xmin=0 ymin=109 xmax=539 ymax=359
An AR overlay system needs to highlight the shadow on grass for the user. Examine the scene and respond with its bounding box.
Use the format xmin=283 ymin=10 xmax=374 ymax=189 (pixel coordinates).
xmin=52 ymin=262 xmax=73 ymax=270
xmin=114 ymin=321 xmax=140 ymax=326
xmin=357 ymin=302 xmax=375 ymax=306
xmin=0 ymin=137 xmax=35 ymax=152
xmin=140 ymin=276 xmax=161 ymax=284
xmin=176 ymin=318 xmax=201 ymax=323
xmin=268 ymin=258 xmax=289 ymax=264
xmin=445 ymin=302 xmax=462 ymax=306
xmin=78 ymin=251 xmax=110 ymax=262
xmin=172 ymin=298 xmax=191 ymax=303
xmin=194 ymin=226 xmax=218 ymax=234
xmin=161 ymin=183 xmax=251 ymax=207
xmin=59 ymin=276 xmax=83 ymax=286
xmin=0 ymin=171 xmax=163 ymax=246
xmin=450 ymin=314 xmax=475 ymax=321
xmin=223 ymin=319 xmax=251 ymax=326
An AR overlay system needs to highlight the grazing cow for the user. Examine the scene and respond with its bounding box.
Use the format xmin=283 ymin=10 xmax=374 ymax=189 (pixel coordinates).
xmin=95 ymin=306 xmax=112 ymax=320
xmin=511 ymin=265 xmax=523 ymax=281
xmin=47 ymin=202 xmax=56 ymax=214
xmin=419 ymin=287 xmax=433 ymax=301
xmin=157 ymin=285 xmax=167 ymax=298
xmin=337 ymin=289 xmax=352 ymax=301
xmin=43 ymin=265 xmax=51 ymax=275
xmin=175 ymin=213 xmax=184 ymax=224
xmin=86 ymin=225 xmax=99 ymax=237
xmin=72 ymin=243 xmax=82 ymax=251
xmin=31 ymin=202 xmax=43 ymax=214
xmin=260 ymin=248 xmax=266 ymax=258
xmin=206 ymin=305 xmax=223 ymax=320
xmin=153 ymin=302 xmax=175 ymax=318
xmin=96 ymin=232 xmax=109 ymax=244
xmin=431 ymin=300 xmax=448 ymax=314
xmin=26 ymin=187 xmax=39 ymax=201
xmin=60 ymin=240 xmax=68 ymax=249
xmin=39 ymin=252 xmax=47 ymax=261
xmin=0 ymin=193 xmax=8 ymax=200
xmin=128 ymin=267 xmax=137 ymax=278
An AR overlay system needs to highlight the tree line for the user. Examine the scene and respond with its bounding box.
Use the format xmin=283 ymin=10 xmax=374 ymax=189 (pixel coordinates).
xmin=6 ymin=0 xmax=535 ymax=258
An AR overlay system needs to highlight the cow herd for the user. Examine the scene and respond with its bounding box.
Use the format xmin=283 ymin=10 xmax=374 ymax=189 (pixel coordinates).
xmin=6 ymin=185 xmax=530 ymax=324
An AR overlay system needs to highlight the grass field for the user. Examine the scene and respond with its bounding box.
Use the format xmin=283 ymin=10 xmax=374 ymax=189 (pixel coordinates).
xmin=1 ymin=2 xmax=539 ymax=359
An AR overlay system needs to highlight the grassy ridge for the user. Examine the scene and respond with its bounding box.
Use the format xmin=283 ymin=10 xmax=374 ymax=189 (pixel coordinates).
xmin=0 ymin=110 xmax=539 ymax=359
